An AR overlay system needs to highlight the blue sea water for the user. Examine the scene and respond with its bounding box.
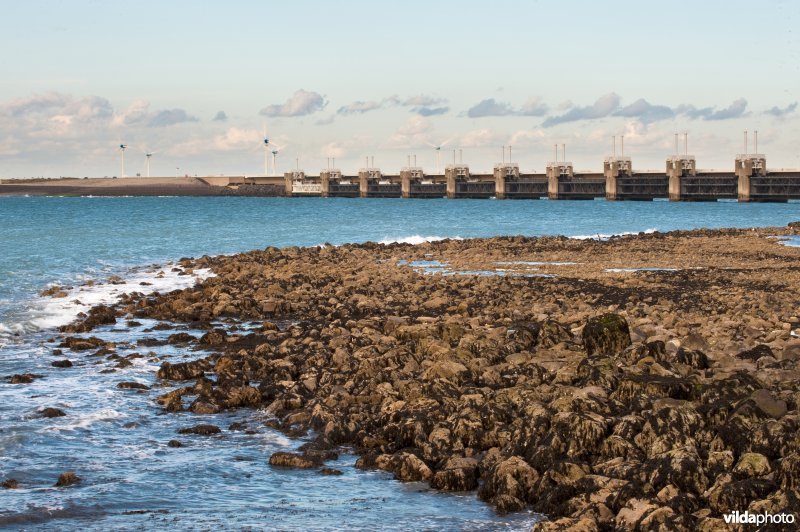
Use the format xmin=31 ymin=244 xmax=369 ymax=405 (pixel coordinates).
xmin=0 ymin=196 xmax=798 ymax=530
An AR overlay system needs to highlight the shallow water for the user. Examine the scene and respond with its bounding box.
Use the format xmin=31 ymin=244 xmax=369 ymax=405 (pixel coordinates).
xmin=1 ymin=196 xmax=798 ymax=529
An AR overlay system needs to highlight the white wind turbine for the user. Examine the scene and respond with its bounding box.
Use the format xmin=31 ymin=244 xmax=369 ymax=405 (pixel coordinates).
xmin=270 ymin=144 xmax=285 ymax=176
xmin=426 ymin=138 xmax=452 ymax=173
xmin=118 ymin=142 xmax=128 ymax=177
xmin=262 ymin=124 xmax=271 ymax=175
xmin=142 ymin=147 xmax=159 ymax=178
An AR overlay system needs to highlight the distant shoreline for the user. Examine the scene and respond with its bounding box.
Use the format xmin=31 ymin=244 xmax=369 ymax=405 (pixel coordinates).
xmin=0 ymin=177 xmax=285 ymax=197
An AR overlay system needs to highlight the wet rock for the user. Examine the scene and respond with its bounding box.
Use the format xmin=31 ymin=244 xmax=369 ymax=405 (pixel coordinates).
xmin=9 ymin=373 xmax=38 ymax=384
xmin=59 ymin=336 xmax=107 ymax=351
xmin=60 ymin=304 xmax=116 ymax=333
xmin=167 ymin=440 xmax=183 ymax=448
xmin=394 ymin=452 xmax=433 ymax=482
xmin=582 ymin=314 xmax=631 ymax=356
xmin=479 ymin=456 xmax=539 ymax=511
xmin=51 ymin=359 xmax=73 ymax=368
xmin=167 ymin=332 xmax=197 ymax=344
xmin=157 ymin=360 xmax=208 ymax=381
xmin=54 ymin=471 xmax=81 ymax=487
xmin=177 ymin=424 xmax=221 ymax=436
xmin=39 ymin=407 xmax=66 ymax=418
xmin=117 ymin=381 xmax=150 ymax=390
xmin=268 ymin=451 xmax=318 ymax=469
xmin=199 ymin=329 xmax=228 ymax=345
xmin=430 ymin=457 xmax=479 ymax=491
xmin=2 ymin=479 xmax=19 ymax=489
xmin=40 ymin=285 xmax=69 ymax=298
xmin=319 ymin=468 xmax=343 ymax=476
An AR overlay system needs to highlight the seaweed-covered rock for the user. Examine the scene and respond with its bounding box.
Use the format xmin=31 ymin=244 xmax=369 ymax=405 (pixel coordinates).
xmin=582 ymin=314 xmax=631 ymax=356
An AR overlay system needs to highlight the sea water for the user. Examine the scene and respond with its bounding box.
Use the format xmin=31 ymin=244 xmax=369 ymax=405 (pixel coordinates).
xmin=1 ymin=196 xmax=798 ymax=530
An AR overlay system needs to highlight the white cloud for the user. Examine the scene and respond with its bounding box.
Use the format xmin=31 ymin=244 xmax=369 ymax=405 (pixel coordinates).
xmin=385 ymin=116 xmax=432 ymax=148
xmin=457 ymin=128 xmax=503 ymax=148
xmin=260 ymin=89 xmax=327 ymax=117
xmin=542 ymin=93 xmax=621 ymax=127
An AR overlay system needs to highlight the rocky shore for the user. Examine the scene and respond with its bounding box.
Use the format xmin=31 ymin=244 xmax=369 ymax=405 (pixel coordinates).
xmin=47 ymin=226 xmax=800 ymax=529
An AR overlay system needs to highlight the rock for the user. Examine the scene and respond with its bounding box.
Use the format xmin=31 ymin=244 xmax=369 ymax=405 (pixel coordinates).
xmin=750 ymin=389 xmax=787 ymax=419
xmin=2 ymin=479 xmax=19 ymax=489
xmin=51 ymin=359 xmax=73 ymax=368
xmin=421 ymin=360 xmax=469 ymax=383
xmin=59 ymin=304 xmax=116 ymax=333
xmin=736 ymin=344 xmax=773 ymax=362
xmin=319 ymin=468 xmax=343 ymax=476
xmin=268 ymin=452 xmax=318 ymax=469
xmin=430 ymin=457 xmax=479 ymax=491
xmin=675 ymin=348 xmax=709 ymax=369
xmin=582 ymin=314 xmax=631 ymax=356
xmin=479 ymin=456 xmax=539 ymax=511
xmin=54 ymin=471 xmax=81 ymax=487
xmin=394 ymin=452 xmax=432 ymax=482
xmin=167 ymin=440 xmax=183 ymax=448
xmin=732 ymin=452 xmax=772 ymax=479
xmin=775 ymin=453 xmax=800 ymax=490
xmin=157 ymin=360 xmax=207 ymax=381
xmin=681 ymin=333 xmax=709 ymax=352
xmin=9 ymin=373 xmax=37 ymax=384
xmin=177 ymin=424 xmax=221 ymax=436
xmin=59 ymin=336 xmax=107 ymax=351
xmin=708 ymin=478 xmax=776 ymax=514
xmin=199 ymin=329 xmax=228 ymax=345
xmin=39 ymin=407 xmax=66 ymax=418
xmin=117 ymin=381 xmax=150 ymax=390
xmin=167 ymin=332 xmax=196 ymax=344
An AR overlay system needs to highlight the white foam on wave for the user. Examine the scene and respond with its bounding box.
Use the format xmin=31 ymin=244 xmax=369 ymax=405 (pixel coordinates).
xmin=44 ymin=408 xmax=125 ymax=432
xmin=0 ymin=264 xmax=214 ymax=341
xmin=569 ymin=228 xmax=658 ymax=241
xmin=378 ymin=235 xmax=464 ymax=245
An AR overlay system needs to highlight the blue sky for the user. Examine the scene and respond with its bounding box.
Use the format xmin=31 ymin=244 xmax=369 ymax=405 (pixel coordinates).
xmin=1 ymin=0 xmax=798 ymax=177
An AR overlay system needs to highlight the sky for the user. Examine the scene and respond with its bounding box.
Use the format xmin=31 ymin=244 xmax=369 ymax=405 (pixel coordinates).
xmin=0 ymin=0 xmax=798 ymax=178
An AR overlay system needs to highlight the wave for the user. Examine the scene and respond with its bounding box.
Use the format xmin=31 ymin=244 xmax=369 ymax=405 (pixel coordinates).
xmin=45 ymin=408 xmax=125 ymax=432
xmin=569 ymin=228 xmax=658 ymax=241
xmin=0 ymin=265 xmax=214 ymax=343
xmin=378 ymin=235 xmax=464 ymax=245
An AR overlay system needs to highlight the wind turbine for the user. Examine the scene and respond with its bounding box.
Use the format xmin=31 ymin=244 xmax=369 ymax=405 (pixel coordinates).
xmin=118 ymin=142 xmax=127 ymax=177
xmin=270 ymin=144 xmax=285 ymax=176
xmin=426 ymin=138 xmax=452 ymax=173
xmin=262 ymin=124 xmax=271 ymax=175
xmin=143 ymin=149 xmax=158 ymax=178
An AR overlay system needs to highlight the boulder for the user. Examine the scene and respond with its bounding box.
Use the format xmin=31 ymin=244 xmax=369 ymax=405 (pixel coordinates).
xmin=177 ymin=424 xmax=221 ymax=436
xmin=394 ymin=452 xmax=432 ymax=482
xmin=157 ymin=360 xmax=207 ymax=381
xmin=268 ymin=451 xmax=318 ymax=469
xmin=39 ymin=407 xmax=66 ymax=418
xmin=582 ymin=314 xmax=631 ymax=356
xmin=479 ymin=456 xmax=539 ymax=511
xmin=430 ymin=457 xmax=479 ymax=491
xmin=117 ymin=381 xmax=151 ymax=390
xmin=54 ymin=471 xmax=81 ymax=487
